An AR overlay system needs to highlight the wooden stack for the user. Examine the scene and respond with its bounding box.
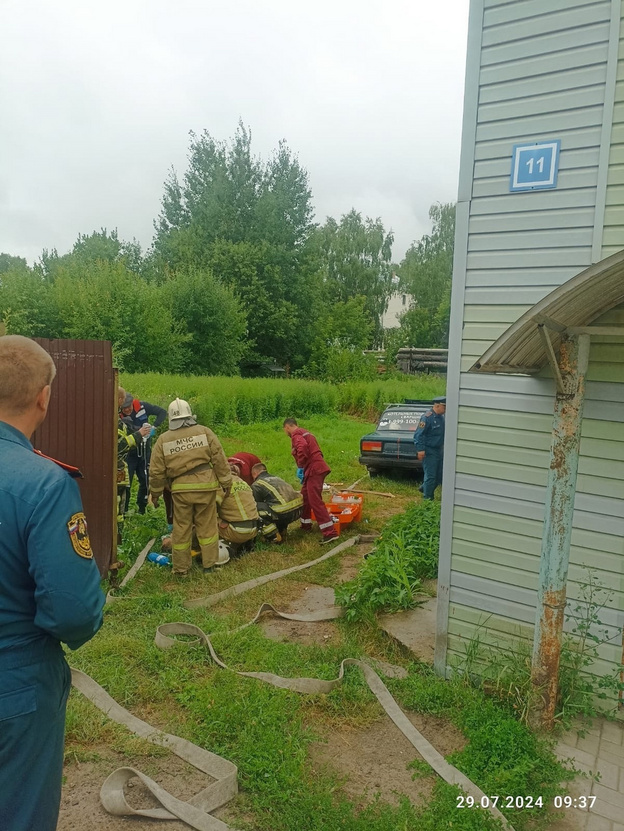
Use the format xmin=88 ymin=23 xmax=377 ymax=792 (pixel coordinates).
xmin=396 ymin=347 xmax=448 ymax=374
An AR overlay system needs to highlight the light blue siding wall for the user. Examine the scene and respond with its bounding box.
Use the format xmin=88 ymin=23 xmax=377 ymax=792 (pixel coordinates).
xmin=438 ymin=0 xmax=624 ymax=686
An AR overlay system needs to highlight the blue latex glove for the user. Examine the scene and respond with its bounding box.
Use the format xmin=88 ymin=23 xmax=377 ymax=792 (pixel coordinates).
xmin=296 ymin=467 xmax=305 ymax=484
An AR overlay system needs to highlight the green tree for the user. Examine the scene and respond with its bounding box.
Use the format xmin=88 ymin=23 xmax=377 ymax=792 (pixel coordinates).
xmin=152 ymin=123 xmax=320 ymax=368
xmin=395 ymin=202 xmax=455 ymax=348
xmin=303 ymin=296 xmax=377 ymax=382
xmin=0 ymin=253 xmax=28 ymax=274
xmin=0 ymin=266 xmax=59 ymax=337
xmin=319 ymin=210 xmax=394 ymax=343
xmin=38 ymin=229 xmax=143 ymax=279
xmin=51 ymin=259 xmax=186 ymax=372
xmin=162 ymin=268 xmax=248 ymax=375
xmin=206 ymin=240 xmax=300 ymax=368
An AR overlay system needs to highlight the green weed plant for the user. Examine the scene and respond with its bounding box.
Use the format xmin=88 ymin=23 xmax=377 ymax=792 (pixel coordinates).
xmin=336 ymin=501 xmax=440 ymax=621
xmin=558 ymin=568 xmax=624 ymax=724
xmin=454 ymin=569 xmax=624 ymax=729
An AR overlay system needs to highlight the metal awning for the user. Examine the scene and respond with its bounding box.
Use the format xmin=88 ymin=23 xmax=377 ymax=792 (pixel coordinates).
xmin=471 ymin=248 xmax=624 ymax=375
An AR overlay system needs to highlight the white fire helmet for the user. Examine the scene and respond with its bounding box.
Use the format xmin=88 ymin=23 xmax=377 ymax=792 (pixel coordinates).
xmin=168 ymin=397 xmax=193 ymax=423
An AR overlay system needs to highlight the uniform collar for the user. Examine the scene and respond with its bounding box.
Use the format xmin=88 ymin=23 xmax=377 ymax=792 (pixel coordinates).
xmin=0 ymin=420 xmax=33 ymax=450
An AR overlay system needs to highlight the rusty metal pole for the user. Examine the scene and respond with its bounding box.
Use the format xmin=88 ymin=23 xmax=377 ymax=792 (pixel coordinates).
xmin=530 ymin=333 xmax=590 ymax=730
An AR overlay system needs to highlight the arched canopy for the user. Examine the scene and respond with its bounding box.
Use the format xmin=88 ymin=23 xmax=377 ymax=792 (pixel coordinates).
xmin=471 ymin=249 xmax=624 ymax=375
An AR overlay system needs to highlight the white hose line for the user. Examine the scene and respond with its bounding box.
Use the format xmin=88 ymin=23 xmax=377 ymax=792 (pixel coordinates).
xmin=154 ymin=617 xmax=516 ymax=831
xmin=71 ymin=668 xmax=239 ymax=831
xmin=82 ymin=535 xmax=515 ymax=831
xmin=185 ymin=536 xmax=359 ymax=609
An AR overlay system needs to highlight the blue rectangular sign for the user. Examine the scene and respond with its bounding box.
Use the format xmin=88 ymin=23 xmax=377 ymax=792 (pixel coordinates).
xmin=510 ymin=140 xmax=561 ymax=192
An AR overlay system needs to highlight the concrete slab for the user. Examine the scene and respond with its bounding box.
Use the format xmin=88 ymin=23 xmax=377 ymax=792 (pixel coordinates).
xmin=378 ymin=598 xmax=437 ymax=663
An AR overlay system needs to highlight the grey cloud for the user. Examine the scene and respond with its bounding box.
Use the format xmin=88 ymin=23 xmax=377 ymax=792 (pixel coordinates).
xmin=1 ymin=0 xmax=469 ymax=263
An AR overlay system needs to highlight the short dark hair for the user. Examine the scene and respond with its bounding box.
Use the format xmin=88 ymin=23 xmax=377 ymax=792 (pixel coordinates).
xmin=283 ymin=418 xmax=298 ymax=427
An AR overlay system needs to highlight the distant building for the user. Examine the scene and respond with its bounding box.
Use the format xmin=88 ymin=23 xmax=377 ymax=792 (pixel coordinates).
xmin=381 ymin=291 xmax=412 ymax=329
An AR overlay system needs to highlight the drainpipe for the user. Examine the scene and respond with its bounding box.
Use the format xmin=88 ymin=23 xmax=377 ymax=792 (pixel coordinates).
xmin=530 ymin=333 xmax=590 ymax=730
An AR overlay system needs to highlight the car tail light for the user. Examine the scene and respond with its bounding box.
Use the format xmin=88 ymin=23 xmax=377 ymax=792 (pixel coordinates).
xmin=362 ymin=441 xmax=382 ymax=452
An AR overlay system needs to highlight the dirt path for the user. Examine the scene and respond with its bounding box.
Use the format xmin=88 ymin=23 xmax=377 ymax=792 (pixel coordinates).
xmin=310 ymin=712 xmax=465 ymax=809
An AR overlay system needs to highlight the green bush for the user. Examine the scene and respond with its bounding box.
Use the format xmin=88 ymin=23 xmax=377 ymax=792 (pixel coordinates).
xmin=335 ymin=501 xmax=441 ymax=621
xmin=120 ymin=373 xmax=445 ymax=426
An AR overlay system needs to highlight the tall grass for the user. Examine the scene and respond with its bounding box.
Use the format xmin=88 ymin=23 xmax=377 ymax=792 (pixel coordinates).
xmin=120 ymin=373 xmax=446 ymax=425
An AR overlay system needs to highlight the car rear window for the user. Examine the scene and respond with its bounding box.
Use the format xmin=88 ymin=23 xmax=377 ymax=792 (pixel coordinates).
xmin=377 ymin=410 xmax=424 ymax=431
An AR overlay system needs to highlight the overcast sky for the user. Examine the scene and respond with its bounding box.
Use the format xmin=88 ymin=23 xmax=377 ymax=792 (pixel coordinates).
xmin=1 ymin=0 xmax=469 ymax=266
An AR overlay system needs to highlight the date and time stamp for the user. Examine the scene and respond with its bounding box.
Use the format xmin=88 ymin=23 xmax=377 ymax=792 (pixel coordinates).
xmin=457 ymin=794 xmax=597 ymax=810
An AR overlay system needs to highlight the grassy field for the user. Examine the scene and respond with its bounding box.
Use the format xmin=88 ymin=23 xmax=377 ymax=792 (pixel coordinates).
xmin=120 ymin=372 xmax=446 ymax=425
xmin=62 ymin=413 xmax=569 ymax=831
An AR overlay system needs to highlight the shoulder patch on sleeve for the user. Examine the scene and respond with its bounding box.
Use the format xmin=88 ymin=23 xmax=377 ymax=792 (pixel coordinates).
xmin=418 ymin=420 xmax=426 ymax=428
xmin=67 ymin=512 xmax=93 ymax=559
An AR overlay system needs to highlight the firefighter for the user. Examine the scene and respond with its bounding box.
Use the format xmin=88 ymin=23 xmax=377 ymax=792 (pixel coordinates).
xmin=148 ymin=398 xmax=232 ymax=575
xmin=283 ymin=419 xmax=338 ymax=542
xmin=117 ymin=417 xmax=151 ymax=542
xmin=118 ymin=388 xmax=167 ymax=514
xmin=251 ymin=462 xmax=304 ymax=542
xmin=216 ymin=463 xmax=260 ymax=558
xmin=0 ymin=335 xmax=104 ymax=831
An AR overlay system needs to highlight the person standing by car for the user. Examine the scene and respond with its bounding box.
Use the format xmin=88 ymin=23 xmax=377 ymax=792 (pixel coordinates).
xmin=283 ymin=418 xmax=338 ymax=543
xmin=0 ymin=335 xmax=104 ymax=831
xmin=118 ymin=389 xmax=167 ymax=514
xmin=413 ymin=396 xmax=446 ymax=500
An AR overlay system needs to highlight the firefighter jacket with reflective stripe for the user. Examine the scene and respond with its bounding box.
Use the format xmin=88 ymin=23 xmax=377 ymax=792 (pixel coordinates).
xmin=216 ymin=475 xmax=259 ymax=525
xmin=117 ymin=420 xmax=142 ymax=485
xmin=251 ymin=472 xmax=304 ymax=514
xmin=289 ymin=427 xmax=330 ymax=477
xmin=149 ymin=424 xmax=232 ymax=497
xmin=117 ymin=420 xmax=140 ymax=471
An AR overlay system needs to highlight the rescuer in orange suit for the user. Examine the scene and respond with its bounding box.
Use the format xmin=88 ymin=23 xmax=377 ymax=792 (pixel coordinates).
xmin=283 ymin=418 xmax=338 ymax=543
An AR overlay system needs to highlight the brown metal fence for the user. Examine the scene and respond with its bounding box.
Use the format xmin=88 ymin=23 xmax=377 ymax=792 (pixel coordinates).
xmin=33 ymin=339 xmax=116 ymax=575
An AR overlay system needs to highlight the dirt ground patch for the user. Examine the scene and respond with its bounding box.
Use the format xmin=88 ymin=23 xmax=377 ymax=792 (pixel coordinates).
xmin=58 ymin=745 xmax=221 ymax=830
xmin=260 ymin=584 xmax=342 ymax=646
xmin=309 ymin=712 xmax=466 ymax=808
xmin=335 ymin=546 xmax=370 ymax=582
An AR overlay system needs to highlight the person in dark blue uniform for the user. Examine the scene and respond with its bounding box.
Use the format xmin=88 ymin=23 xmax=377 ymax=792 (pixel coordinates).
xmin=0 ymin=335 xmax=105 ymax=831
xmin=118 ymin=388 xmax=167 ymax=514
xmin=413 ymin=396 xmax=446 ymax=500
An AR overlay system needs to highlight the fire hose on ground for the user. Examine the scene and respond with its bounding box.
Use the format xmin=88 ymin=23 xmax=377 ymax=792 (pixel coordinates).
xmin=73 ymin=535 xmax=516 ymax=831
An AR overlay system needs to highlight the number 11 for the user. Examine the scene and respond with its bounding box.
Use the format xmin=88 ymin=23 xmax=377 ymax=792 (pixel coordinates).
xmin=526 ymin=157 xmax=544 ymax=174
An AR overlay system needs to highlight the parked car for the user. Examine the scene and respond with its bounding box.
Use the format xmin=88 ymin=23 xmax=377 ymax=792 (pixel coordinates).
xmin=358 ymin=400 xmax=433 ymax=476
